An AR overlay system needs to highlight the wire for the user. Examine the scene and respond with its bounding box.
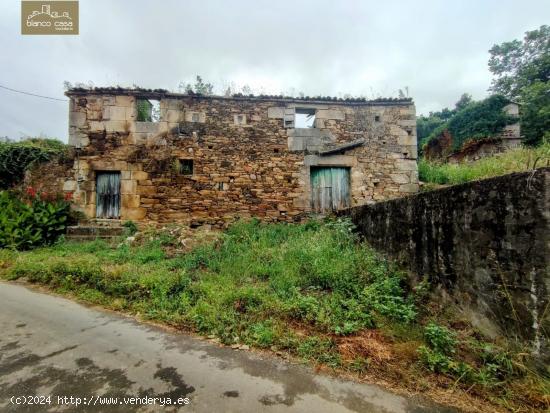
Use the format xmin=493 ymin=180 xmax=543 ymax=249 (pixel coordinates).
xmin=0 ymin=84 xmax=67 ymax=102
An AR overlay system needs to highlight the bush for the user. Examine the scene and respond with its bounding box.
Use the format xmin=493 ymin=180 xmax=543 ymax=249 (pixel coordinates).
xmin=122 ymin=220 xmax=138 ymax=235
xmin=0 ymin=189 xmax=71 ymax=250
xmin=418 ymin=323 xmax=525 ymax=387
xmin=0 ymin=138 xmax=68 ymax=189
xmin=424 ymin=322 xmax=456 ymax=354
xmin=418 ymin=323 xmax=470 ymax=378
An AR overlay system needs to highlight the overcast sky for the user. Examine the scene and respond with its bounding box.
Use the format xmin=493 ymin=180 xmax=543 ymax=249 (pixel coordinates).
xmin=1 ymin=0 xmax=549 ymax=142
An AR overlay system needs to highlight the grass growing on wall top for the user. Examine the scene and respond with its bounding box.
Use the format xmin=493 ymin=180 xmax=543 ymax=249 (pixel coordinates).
xmin=419 ymin=141 xmax=550 ymax=185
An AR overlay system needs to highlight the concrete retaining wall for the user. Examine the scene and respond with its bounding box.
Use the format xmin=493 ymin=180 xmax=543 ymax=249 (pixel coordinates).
xmin=339 ymin=168 xmax=550 ymax=360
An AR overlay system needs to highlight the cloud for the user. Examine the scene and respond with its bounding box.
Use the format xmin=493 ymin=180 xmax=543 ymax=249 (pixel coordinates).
xmin=0 ymin=0 xmax=548 ymax=141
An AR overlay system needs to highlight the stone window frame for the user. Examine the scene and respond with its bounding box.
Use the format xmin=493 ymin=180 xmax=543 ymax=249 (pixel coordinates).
xmin=184 ymin=111 xmax=206 ymax=123
xmin=294 ymin=108 xmax=316 ymax=129
xmin=233 ymin=114 xmax=247 ymax=126
xmin=177 ymin=159 xmax=194 ymax=176
xmin=136 ymin=98 xmax=161 ymax=122
xmin=284 ymin=107 xmax=318 ymax=129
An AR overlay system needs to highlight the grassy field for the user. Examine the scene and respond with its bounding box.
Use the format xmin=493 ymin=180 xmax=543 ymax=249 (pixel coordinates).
xmin=419 ymin=142 xmax=550 ymax=185
xmin=0 ymin=219 xmax=548 ymax=412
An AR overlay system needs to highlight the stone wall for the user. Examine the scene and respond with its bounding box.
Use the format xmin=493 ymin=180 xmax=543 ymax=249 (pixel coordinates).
xmin=23 ymin=156 xmax=74 ymax=195
xmin=34 ymin=89 xmax=418 ymax=226
xmin=425 ymin=131 xmax=522 ymax=164
xmin=339 ymin=169 xmax=550 ymax=360
xmin=446 ymin=131 xmax=521 ymax=163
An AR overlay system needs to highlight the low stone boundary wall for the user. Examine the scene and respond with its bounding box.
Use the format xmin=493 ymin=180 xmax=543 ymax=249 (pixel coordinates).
xmin=339 ymin=168 xmax=549 ymax=360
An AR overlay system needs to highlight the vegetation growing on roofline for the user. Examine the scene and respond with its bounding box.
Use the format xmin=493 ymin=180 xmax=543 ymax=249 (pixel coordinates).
xmin=64 ymin=77 xmax=413 ymax=103
xmin=66 ymin=85 xmax=412 ymax=103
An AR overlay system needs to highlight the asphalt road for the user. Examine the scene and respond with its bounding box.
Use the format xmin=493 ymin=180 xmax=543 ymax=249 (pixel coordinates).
xmin=0 ymin=282 xmax=457 ymax=412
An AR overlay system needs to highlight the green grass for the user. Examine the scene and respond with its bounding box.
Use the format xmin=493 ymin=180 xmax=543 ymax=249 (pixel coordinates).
xmin=0 ymin=219 xmax=547 ymax=411
xmin=419 ymin=142 xmax=550 ymax=185
xmin=0 ymin=219 xmax=416 ymax=343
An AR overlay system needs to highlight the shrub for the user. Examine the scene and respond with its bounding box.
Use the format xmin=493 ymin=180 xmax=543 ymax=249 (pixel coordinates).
xmin=446 ymin=95 xmax=514 ymax=151
xmin=361 ymin=272 xmax=417 ymax=323
xmin=0 ymin=190 xmax=71 ymax=250
xmin=424 ymin=322 xmax=457 ymax=355
xmin=122 ymin=220 xmax=138 ymax=235
xmin=0 ymin=138 xmax=68 ymax=189
xmin=417 ymin=324 xmax=522 ymax=386
xmin=418 ymin=323 xmax=461 ymax=375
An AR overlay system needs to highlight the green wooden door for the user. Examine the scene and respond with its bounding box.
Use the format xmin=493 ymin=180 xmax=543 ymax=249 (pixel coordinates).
xmin=311 ymin=167 xmax=351 ymax=213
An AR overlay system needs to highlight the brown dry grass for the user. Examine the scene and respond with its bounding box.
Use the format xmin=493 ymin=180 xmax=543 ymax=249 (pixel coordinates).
xmin=338 ymin=330 xmax=392 ymax=363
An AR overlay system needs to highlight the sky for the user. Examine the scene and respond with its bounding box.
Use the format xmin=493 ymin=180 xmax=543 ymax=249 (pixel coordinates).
xmin=0 ymin=0 xmax=549 ymax=142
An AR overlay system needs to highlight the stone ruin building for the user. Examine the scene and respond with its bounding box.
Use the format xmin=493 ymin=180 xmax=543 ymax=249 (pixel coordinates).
xmin=423 ymin=102 xmax=521 ymax=163
xmin=33 ymin=87 xmax=419 ymax=227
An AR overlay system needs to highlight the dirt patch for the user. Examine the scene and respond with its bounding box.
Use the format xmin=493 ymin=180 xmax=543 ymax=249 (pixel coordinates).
xmin=337 ymin=330 xmax=392 ymax=363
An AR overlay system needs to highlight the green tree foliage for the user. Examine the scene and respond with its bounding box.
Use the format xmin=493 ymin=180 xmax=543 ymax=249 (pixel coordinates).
xmin=489 ymin=25 xmax=549 ymax=99
xmin=136 ymin=99 xmax=152 ymax=122
xmin=0 ymin=138 xmax=68 ymax=189
xmin=519 ymin=80 xmax=550 ymax=146
xmin=454 ymin=93 xmax=473 ymax=111
xmin=489 ymin=25 xmax=549 ymax=145
xmin=417 ymin=94 xmax=475 ymax=153
xmin=445 ymin=95 xmax=513 ymax=150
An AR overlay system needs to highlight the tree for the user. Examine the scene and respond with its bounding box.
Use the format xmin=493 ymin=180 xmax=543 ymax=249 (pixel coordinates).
xmin=454 ymin=93 xmax=473 ymax=111
xmin=489 ymin=25 xmax=549 ymax=146
xmin=520 ymin=81 xmax=550 ymax=145
xmin=489 ymin=25 xmax=549 ymax=99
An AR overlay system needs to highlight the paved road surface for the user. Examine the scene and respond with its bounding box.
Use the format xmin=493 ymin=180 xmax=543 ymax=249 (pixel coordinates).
xmin=0 ymin=282 xmax=456 ymax=412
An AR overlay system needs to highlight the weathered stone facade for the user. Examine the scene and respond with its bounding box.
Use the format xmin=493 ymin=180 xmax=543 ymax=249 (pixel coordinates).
xmin=57 ymin=88 xmax=418 ymax=226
